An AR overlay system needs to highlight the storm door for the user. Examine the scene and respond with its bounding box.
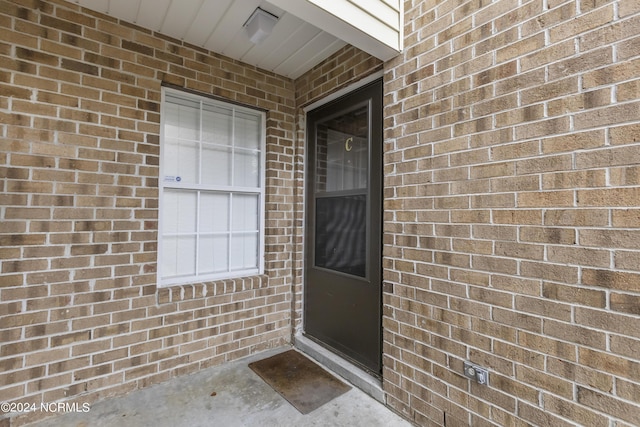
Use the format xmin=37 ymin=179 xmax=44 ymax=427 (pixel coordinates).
xmin=304 ymin=79 xmax=382 ymax=375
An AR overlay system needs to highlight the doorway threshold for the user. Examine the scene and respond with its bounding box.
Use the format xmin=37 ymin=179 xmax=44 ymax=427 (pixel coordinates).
xmin=294 ymin=334 xmax=385 ymax=404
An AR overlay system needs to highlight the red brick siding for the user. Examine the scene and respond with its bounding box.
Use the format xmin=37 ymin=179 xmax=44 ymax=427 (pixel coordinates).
xmin=0 ymin=0 xmax=295 ymax=424
xmin=383 ymin=0 xmax=640 ymax=425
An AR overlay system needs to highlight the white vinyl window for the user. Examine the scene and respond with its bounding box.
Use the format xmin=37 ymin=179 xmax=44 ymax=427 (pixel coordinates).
xmin=158 ymin=88 xmax=265 ymax=286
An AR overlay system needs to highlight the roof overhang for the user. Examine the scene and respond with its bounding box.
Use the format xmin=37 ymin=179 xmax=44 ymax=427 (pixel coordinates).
xmin=73 ymin=0 xmax=402 ymax=79
xmin=269 ymin=0 xmax=403 ymax=62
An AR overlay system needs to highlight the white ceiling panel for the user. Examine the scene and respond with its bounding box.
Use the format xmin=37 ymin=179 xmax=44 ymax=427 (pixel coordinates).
xmin=160 ymin=0 xmax=205 ymax=41
xmin=214 ymin=28 xmax=254 ymax=62
xmin=202 ymin=0 xmax=262 ymax=57
xmin=275 ymin=33 xmax=347 ymax=78
xmin=74 ymin=0 xmax=352 ymax=78
xmin=134 ymin=0 xmax=170 ymax=30
xmin=258 ymin=24 xmax=322 ymax=72
xmin=182 ymin=0 xmax=233 ymax=47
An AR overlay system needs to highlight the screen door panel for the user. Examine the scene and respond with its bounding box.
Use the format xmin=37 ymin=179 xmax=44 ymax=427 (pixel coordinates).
xmin=304 ymin=79 xmax=382 ymax=375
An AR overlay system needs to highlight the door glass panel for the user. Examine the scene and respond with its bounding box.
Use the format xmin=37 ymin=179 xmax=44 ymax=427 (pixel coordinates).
xmin=313 ymin=103 xmax=369 ymax=277
xmin=315 ymin=105 xmax=368 ymax=193
xmin=315 ymin=195 xmax=367 ymax=277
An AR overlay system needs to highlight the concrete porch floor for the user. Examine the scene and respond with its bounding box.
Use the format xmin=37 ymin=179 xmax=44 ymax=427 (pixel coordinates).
xmin=29 ymin=346 xmax=412 ymax=427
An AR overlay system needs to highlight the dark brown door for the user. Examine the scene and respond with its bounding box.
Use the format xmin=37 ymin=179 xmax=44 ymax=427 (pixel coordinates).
xmin=304 ymin=79 xmax=382 ymax=375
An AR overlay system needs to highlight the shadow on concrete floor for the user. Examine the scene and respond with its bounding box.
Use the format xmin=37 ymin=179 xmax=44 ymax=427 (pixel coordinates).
xmin=29 ymin=346 xmax=412 ymax=427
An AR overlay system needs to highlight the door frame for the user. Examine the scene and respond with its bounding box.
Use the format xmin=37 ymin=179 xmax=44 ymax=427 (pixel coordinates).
xmin=300 ymin=71 xmax=384 ymax=375
xmin=302 ymin=72 xmax=383 ymax=116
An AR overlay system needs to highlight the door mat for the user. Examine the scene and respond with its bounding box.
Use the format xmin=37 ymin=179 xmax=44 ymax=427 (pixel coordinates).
xmin=248 ymin=349 xmax=351 ymax=414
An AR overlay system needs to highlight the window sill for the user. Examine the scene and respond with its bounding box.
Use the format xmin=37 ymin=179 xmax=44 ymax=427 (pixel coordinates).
xmin=156 ymin=274 xmax=269 ymax=305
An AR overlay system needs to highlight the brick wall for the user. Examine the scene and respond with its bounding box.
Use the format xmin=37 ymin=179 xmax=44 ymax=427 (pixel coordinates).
xmin=0 ymin=0 xmax=295 ymax=424
xmin=3 ymin=0 xmax=640 ymax=425
xmin=383 ymin=0 xmax=640 ymax=425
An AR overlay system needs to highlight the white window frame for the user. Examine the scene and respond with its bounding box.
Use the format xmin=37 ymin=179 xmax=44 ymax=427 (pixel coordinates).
xmin=157 ymin=87 xmax=266 ymax=287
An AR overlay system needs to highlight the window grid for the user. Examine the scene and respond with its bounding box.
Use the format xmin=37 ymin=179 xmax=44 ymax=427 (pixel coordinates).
xmin=228 ymin=108 xmax=235 ymax=275
xmin=159 ymin=88 xmax=265 ymax=286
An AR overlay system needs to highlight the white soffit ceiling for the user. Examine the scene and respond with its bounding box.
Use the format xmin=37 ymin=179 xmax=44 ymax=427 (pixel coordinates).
xmin=74 ymin=0 xmax=348 ymax=79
